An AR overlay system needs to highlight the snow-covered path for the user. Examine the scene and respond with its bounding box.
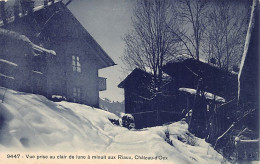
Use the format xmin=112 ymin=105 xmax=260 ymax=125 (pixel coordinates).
xmin=0 ymin=87 xmax=226 ymax=163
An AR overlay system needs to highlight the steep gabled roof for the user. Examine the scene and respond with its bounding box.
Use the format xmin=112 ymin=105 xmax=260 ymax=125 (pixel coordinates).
xmin=118 ymin=68 xmax=152 ymax=88
xmin=163 ymin=55 xmax=237 ymax=78
xmin=162 ymin=56 xmax=238 ymax=100
xmin=0 ymin=28 xmax=55 ymax=56
xmin=0 ymin=1 xmax=115 ymax=69
xmin=238 ymin=0 xmax=259 ymax=105
xmin=56 ymin=2 xmax=115 ymax=69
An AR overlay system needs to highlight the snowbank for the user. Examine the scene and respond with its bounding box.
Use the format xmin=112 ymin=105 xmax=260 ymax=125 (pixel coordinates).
xmin=0 ymin=87 xmax=226 ymax=163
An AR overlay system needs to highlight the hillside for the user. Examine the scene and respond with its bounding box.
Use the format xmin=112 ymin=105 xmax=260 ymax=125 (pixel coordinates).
xmin=0 ymin=87 xmax=226 ymax=164
xmin=99 ymin=98 xmax=125 ymax=116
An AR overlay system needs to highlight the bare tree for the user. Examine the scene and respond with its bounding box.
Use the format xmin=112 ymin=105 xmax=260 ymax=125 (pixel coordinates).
xmin=123 ymin=0 xmax=180 ymax=92
xmin=203 ymin=0 xmax=249 ymax=71
xmin=169 ymin=0 xmax=208 ymax=60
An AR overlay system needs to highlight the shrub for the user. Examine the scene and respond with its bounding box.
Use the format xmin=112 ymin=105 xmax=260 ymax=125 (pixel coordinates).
xmin=177 ymin=132 xmax=197 ymax=146
xmin=50 ymin=95 xmax=66 ymax=102
xmin=164 ymin=129 xmax=174 ymax=146
xmin=121 ymin=113 xmax=135 ymax=129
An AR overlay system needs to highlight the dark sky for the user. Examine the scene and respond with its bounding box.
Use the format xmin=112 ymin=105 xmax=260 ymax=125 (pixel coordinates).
xmin=67 ymin=0 xmax=250 ymax=102
xmin=68 ymin=0 xmax=135 ymax=102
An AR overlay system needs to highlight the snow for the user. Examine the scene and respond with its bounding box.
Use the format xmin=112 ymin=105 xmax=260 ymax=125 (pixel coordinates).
xmin=179 ymin=88 xmax=226 ymax=103
xmin=0 ymin=73 xmax=14 ymax=80
xmin=0 ymin=87 xmax=226 ymax=163
xmin=238 ymin=0 xmax=257 ymax=99
xmin=170 ymin=54 xmax=193 ymax=63
xmin=0 ymin=28 xmax=31 ymax=44
xmin=170 ymin=54 xmax=208 ymax=64
xmin=120 ymin=113 xmax=134 ymax=120
xmin=32 ymin=70 xmax=43 ymax=75
xmin=0 ymin=59 xmax=18 ymax=67
xmin=32 ymin=44 xmax=56 ymax=56
xmin=0 ymin=28 xmax=56 ymax=56
xmin=51 ymin=95 xmax=63 ymax=99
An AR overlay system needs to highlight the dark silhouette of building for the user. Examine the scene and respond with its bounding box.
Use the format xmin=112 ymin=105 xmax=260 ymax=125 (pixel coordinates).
xmin=0 ymin=1 xmax=115 ymax=107
xmin=238 ymin=0 xmax=259 ymax=132
xmin=162 ymin=56 xmax=238 ymax=138
xmin=163 ymin=56 xmax=238 ymax=101
xmin=235 ymin=0 xmax=259 ymax=162
xmin=118 ymin=68 xmax=182 ymax=129
xmin=119 ymin=55 xmax=238 ymax=130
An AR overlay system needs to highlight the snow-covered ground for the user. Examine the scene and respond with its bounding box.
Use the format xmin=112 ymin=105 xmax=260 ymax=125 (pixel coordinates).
xmin=0 ymin=87 xmax=227 ymax=164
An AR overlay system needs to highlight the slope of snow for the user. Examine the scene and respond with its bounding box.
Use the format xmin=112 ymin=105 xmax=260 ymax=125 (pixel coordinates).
xmin=0 ymin=87 xmax=226 ymax=163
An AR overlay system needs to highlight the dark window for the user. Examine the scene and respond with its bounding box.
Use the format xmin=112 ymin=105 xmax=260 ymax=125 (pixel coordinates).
xmin=72 ymin=55 xmax=81 ymax=72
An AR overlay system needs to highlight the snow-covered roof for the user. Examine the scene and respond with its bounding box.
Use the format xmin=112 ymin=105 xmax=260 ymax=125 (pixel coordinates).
xmin=179 ymin=88 xmax=226 ymax=103
xmin=170 ymin=54 xmax=193 ymax=63
xmin=0 ymin=28 xmax=31 ymax=44
xmin=1 ymin=1 xmax=114 ymax=68
xmin=118 ymin=68 xmax=152 ymax=88
xmin=238 ymin=0 xmax=258 ymax=100
xmin=0 ymin=28 xmax=56 ymax=56
xmin=169 ymin=54 xmax=208 ymax=64
xmin=238 ymin=0 xmax=257 ymax=80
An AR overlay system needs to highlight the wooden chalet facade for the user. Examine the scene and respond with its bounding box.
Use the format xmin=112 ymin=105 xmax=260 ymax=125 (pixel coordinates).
xmin=162 ymin=56 xmax=238 ymax=101
xmin=162 ymin=57 xmax=238 ymax=138
xmin=236 ymin=0 xmax=259 ymax=162
xmin=238 ymin=0 xmax=259 ymax=132
xmin=119 ymin=57 xmax=238 ymax=132
xmin=118 ymin=68 xmax=182 ymax=129
xmin=0 ymin=1 xmax=115 ymax=107
xmin=118 ymin=69 xmax=156 ymax=129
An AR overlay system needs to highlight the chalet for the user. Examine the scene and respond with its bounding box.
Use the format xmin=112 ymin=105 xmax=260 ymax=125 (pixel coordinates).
xmin=162 ymin=55 xmax=238 ymax=138
xmin=119 ymin=55 xmax=238 ymax=131
xmin=0 ymin=1 xmax=115 ymax=107
xmin=238 ymin=0 xmax=259 ymax=132
xmin=118 ymin=69 xmax=156 ymax=129
xmin=118 ymin=68 xmax=182 ymax=129
xmin=162 ymin=55 xmax=238 ymax=101
xmin=0 ymin=28 xmax=56 ymax=95
xmin=235 ymin=0 xmax=259 ymax=162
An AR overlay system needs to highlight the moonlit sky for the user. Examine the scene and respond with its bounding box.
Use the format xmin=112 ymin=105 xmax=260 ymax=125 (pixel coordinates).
xmin=68 ymin=0 xmax=135 ymax=102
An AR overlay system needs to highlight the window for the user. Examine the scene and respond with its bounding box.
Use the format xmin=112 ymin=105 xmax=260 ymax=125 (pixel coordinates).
xmin=73 ymin=87 xmax=81 ymax=102
xmin=72 ymin=55 xmax=81 ymax=72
